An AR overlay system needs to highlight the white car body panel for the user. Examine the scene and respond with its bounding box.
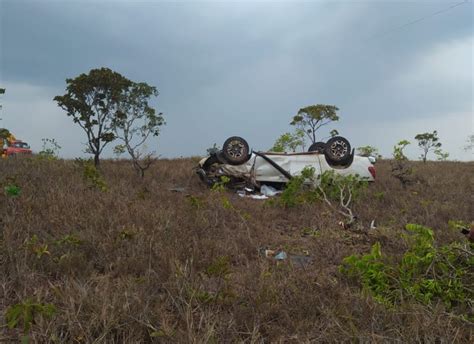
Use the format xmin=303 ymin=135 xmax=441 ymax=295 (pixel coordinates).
xmin=199 ymin=152 xmax=375 ymax=183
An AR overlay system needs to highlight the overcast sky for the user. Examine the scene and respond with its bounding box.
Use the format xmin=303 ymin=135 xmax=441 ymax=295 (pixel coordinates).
xmin=0 ymin=0 xmax=472 ymax=160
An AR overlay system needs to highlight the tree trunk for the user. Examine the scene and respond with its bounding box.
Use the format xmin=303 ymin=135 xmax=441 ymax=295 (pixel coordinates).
xmin=94 ymin=153 xmax=100 ymax=167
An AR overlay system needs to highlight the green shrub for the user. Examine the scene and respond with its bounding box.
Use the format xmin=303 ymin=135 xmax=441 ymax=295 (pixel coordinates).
xmin=5 ymin=299 xmax=57 ymax=343
xmin=340 ymin=224 xmax=473 ymax=315
xmin=78 ymin=160 xmax=108 ymax=191
xmin=211 ymin=175 xmax=230 ymax=192
xmin=4 ymin=184 xmax=21 ymax=197
xmin=278 ymin=166 xmax=319 ymax=207
xmin=37 ymin=138 xmax=61 ymax=160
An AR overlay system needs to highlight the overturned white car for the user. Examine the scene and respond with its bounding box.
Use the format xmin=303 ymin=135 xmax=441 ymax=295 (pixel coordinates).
xmin=196 ymin=136 xmax=376 ymax=188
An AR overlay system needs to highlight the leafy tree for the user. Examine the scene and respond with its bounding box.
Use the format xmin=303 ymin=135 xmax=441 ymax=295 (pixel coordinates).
xmin=434 ymin=148 xmax=449 ymax=161
xmin=393 ymin=140 xmax=410 ymax=161
xmin=414 ymin=130 xmax=441 ymax=163
xmin=392 ymin=140 xmax=413 ymax=186
xmin=290 ymin=104 xmax=339 ymax=144
xmin=54 ymin=68 xmax=133 ymax=167
xmin=271 ymin=130 xmax=305 ymax=152
xmin=357 ymin=145 xmax=379 ymax=157
xmin=329 ymin=129 xmax=339 ymax=138
xmin=112 ymin=82 xmax=164 ymax=177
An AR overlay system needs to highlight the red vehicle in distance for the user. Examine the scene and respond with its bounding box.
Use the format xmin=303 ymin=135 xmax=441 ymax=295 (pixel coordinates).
xmin=5 ymin=140 xmax=32 ymax=156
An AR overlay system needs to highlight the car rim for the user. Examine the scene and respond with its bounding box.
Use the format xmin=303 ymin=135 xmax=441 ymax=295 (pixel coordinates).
xmin=330 ymin=140 xmax=348 ymax=158
xmin=227 ymin=140 xmax=245 ymax=158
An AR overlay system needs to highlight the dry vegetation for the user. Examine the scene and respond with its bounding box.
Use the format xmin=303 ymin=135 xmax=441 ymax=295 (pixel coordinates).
xmin=1 ymin=157 xmax=473 ymax=343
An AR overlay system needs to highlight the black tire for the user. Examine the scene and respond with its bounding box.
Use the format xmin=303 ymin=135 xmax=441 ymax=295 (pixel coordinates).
xmin=324 ymin=136 xmax=351 ymax=164
xmin=308 ymin=142 xmax=326 ymax=153
xmin=222 ymin=136 xmax=250 ymax=165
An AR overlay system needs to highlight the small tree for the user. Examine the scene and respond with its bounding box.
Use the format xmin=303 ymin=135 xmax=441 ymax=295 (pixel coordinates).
xmin=357 ymin=145 xmax=379 ymax=157
xmin=434 ymin=148 xmax=449 ymax=161
xmin=393 ymin=140 xmax=410 ymax=161
xmin=38 ymin=138 xmax=61 ymax=160
xmin=391 ymin=140 xmax=413 ymax=186
xmin=271 ymin=130 xmax=305 ymax=152
xmin=112 ymin=82 xmax=164 ymax=178
xmin=54 ymin=68 xmax=133 ymax=167
xmin=330 ymin=129 xmax=339 ymax=138
xmin=290 ymin=104 xmax=339 ymax=144
xmin=414 ymin=130 xmax=441 ymax=163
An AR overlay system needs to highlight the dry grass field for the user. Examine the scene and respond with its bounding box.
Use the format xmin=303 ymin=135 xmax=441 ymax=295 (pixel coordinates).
xmin=1 ymin=157 xmax=473 ymax=343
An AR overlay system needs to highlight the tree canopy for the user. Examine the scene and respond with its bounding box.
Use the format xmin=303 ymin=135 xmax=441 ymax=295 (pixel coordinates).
xmin=414 ymin=131 xmax=441 ymax=163
xmin=54 ymin=68 xmax=133 ymax=166
xmin=112 ymin=82 xmax=165 ymax=177
xmin=290 ymin=104 xmax=339 ymax=144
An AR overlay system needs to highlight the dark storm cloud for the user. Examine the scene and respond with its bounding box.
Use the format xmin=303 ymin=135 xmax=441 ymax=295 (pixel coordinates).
xmin=0 ymin=0 xmax=472 ymax=159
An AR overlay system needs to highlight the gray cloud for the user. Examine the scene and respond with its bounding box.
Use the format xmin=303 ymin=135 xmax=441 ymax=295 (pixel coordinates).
xmin=1 ymin=0 xmax=472 ymax=160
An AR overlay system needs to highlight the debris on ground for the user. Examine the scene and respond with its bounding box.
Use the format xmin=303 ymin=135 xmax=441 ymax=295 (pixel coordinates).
xmin=169 ymin=187 xmax=187 ymax=193
xmin=370 ymin=219 xmax=377 ymax=230
xmin=260 ymin=185 xmax=281 ymax=197
xmin=236 ymin=184 xmax=281 ymax=200
xmin=259 ymin=247 xmax=313 ymax=268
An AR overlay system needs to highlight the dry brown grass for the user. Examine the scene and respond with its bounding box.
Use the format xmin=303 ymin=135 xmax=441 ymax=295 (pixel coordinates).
xmin=1 ymin=157 xmax=473 ymax=343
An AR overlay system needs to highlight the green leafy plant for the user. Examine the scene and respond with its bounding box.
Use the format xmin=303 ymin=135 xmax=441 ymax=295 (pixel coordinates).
xmin=340 ymin=224 xmax=473 ymax=315
xmin=211 ymin=175 xmax=230 ymax=192
xmin=187 ymin=195 xmax=204 ymax=209
xmin=357 ymin=145 xmax=380 ymax=158
xmin=277 ymin=168 xmax=368 ymax=221
xmin=24 ymin=235 xmax=51 ymax=259
xmin=81 ymin=160 xmax=108 ymax=192
xmin=391 ymin=140 xmax=413 ymax=186
xmin=393 ymin=140 xmax=410 ymax=161
xmin=278 ymin=166 xmax=318 ymax=207
xmin=38 ymin=138 xmax=61 ymax=160
xmin=271 ymin=130 xmax=305 ymax=152
xmin=5 ymin=299 xmax=57 ymax=343
xmin=4 ymin=184 xmax=21 ymax=197
xmin=317 ymin=170 xmax=368 ymax=225
xmin=205 ymin=256 xmax=231 ymax=279
xmin=54 ymin=234 xmax=82 ymax=246
xmin=434 ymin=148 xmax=449 ymax=161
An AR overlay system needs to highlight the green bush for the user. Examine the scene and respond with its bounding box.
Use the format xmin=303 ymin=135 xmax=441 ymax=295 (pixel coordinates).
xmin=277 ymin=168 xmax=368 ymax=210
xmin=5 ymin=299 xmax=57 ymax=343
xmin=340 ymin=224 xmax=473 ymax=316
xmin=75 ymin=159 xmax=108 ymax=192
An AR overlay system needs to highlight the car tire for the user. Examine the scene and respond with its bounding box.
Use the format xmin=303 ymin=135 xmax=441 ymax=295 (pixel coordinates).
xmin=324 ymin=136 xmax=351 ymax=164
xmin=308 ymin=142 xmax=326 ymax=153
xmin=222 ymin=136 xmax=250 ymax=165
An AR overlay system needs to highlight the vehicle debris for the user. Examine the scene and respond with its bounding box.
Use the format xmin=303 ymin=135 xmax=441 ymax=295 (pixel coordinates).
xmin=260 ymin=185 xmax=281 ymax=197
xmin=236 ymin=184 xmax=281 ymax=200
xmin=260 ymin=247 xmax=313 ymax=268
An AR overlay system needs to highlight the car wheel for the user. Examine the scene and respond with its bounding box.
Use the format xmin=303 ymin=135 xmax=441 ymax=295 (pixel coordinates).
xmin=222 ymin=136 xmax=250 ymax=165
xmin=324 ymin=136 xmax=351 ymax=164
xmin=308 ymin=142 xmax=326 ymax=153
